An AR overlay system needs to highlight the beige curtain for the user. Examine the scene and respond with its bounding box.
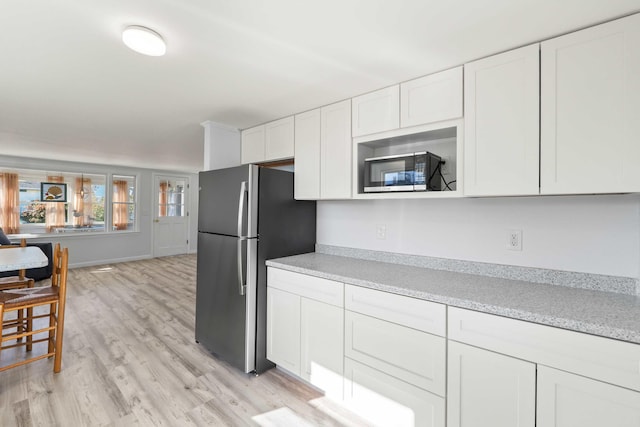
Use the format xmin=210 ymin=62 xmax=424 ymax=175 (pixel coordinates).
xmin=0 ymin=172 xmax=20 ymax=234
xmin=113 ymin=180 xmax=129 ymax=230
xmin=45 ymin=176 xmax=66 ymax=232
xmin=73 ymin=176 xmax=93 ymax=227
xmin=159 ymin=181 xmax=168 ymax=217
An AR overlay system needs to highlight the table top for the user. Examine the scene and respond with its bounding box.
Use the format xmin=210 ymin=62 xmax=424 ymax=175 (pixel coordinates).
xmin=0 ymin=246 xmax=48 ymax=272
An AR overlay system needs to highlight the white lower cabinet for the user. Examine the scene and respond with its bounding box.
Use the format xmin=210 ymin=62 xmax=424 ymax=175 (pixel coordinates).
xmin=300 ymin=297 xmax=344 ymax=400
xmin=447 ymin=341 xmax=536 ymax=427
xmin=537 ymin=366 xmax=640 ymax=427
xmin=343 ymin=358 xmax=445 ymax=427
xmin=266 ymin=268 xmax=344 ymax=399
xmin=266 ymin=287 xmax=301 ymax=375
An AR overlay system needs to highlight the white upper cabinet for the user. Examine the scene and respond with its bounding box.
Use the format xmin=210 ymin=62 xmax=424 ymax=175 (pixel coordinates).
xmin=241 ymin=116 xmax=294 ymax=164
xmin=540 ymin=13 xmax=640 ymax=194
xmin=464 ymin=44 xmax=540 ymax=196
xmin=265 ymin=116 xmax=294 ymax=161
xmin=294 ymin=109 xmax=321 ymax=200
xmin=401 ymin=66 xmax=463 ymax=128
xmin=352 ymin=86 xmax=400 ymax=137
xmin=241 ymin=125 xmax=266 ymax=164
xmin=321 ymin=99 xmax=352 ymax=199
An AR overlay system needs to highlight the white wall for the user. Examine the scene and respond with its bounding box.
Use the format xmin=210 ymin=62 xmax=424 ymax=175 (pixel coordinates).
xmin=317 ymin=194 xmax=640 ymax=278
xmin=0 ymin=155 xmax=199 ymax=268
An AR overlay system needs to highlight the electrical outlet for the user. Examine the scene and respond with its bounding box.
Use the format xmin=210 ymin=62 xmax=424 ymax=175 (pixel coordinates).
xmin=376 ymin=224 xmax=386 ymax=240
xmin=440 ymin=157 xmax=450 ymax=175
xmin=507 ymin=229 xmax=522 ymax=251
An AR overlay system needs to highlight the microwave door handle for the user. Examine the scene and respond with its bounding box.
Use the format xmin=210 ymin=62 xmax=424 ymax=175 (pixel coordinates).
xmin=237 ymin=238 xmax=246 ymax=296
xmin=237 ymin=181 xmax=247 ymax=237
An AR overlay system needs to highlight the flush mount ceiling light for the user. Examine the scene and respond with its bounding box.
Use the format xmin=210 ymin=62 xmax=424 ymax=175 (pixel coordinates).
xmin=122 ymin=25 xmax=166 ymax=56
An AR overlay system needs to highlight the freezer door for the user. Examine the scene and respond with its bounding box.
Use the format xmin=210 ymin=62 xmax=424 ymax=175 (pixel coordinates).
xmin=195 ymin=232 xmax=255 ymax=372
xmin=198 ymin=165 xmax=258 ymax=237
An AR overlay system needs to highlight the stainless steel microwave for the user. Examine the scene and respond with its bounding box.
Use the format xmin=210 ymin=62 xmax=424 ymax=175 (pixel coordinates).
xmin=363 ymin=151 xmax=442 ymax=193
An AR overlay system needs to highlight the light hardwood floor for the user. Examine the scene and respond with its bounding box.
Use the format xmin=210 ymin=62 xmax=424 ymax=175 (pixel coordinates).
xmin=0 ymin=255 xmax=369 ymax=427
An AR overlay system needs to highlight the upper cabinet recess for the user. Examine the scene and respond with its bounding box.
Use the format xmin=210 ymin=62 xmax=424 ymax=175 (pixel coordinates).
xmin=540 ymin=13 xmax=640 ymax=194
xmin=241 ymin=116 xmax=294 ymax=165
xmin=353 ymin=119 xmax=464 ymax=199
xmin=463 ymin=44 xmax=540 ymax=197
xmin=352 ymin=67 xmax=463 ymax=138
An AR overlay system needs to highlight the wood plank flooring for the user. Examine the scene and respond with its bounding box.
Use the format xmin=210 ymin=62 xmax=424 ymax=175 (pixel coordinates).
xmin=0 ymin=255 xmax=369 ymax=426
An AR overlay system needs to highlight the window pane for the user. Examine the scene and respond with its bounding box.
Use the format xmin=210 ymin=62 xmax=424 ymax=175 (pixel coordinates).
xmin=112 ymin=175 xmax=136 ymax=231
xmin=158 ymin=178 xmax=185 ymax=217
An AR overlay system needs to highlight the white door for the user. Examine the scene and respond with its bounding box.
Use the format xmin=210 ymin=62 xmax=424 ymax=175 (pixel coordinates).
xmin=537 ymin=366 xmax=640 ymax=427
xmin=320 ymin=99 xmax=352 ymax=199
xmin=447 ymin=341 xmax=536 ymax=427
xmin=153 ymin=175 xmax=189 ymax=257
xmin=266 ymin=287 xmax=301 ymax=376
xmin=300 ymin=297 xmax=344 ymax=400
xmin=294 ymin=108 xmax=321 ymax=200
xmin=464 ymin=43 xmax=540 ymax=196
xmin=540 ymin=13 xmax=640 ymax=194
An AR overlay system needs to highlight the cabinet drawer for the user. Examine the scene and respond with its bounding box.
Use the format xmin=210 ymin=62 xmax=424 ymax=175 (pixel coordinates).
xmin=345 ymin=310 xmax=446 ymax=395
xmin=344 ymin=357 xmax=445 ymax=427
xmin=345 ymin=285 xmax=446 ymax=336
xmin=267 ymin=268 xmax=343 ymax=307
xmin=449 ymin=307 xmax=640 ymax=392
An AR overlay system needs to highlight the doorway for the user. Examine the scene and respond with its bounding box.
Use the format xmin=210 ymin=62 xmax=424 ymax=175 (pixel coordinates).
xmin=153 ymin=174 xmax=190 ymax=257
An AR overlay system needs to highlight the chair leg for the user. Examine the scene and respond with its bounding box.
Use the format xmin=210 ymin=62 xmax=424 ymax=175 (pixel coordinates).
xmin=17 ymin=308 xmax=24 ymax=343
xmin=0 ymin=303 xmax=4 ymax=360
xmin=25 ymin=308 xmax=33 ymax=351
xmin=48 ymin=302 xmax=57 ymax=356
xmin=53 ymin=299 xmax=66 ymax=373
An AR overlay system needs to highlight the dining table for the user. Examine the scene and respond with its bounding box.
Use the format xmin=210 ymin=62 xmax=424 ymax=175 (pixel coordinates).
xmin=0 ymin=246 xmax=48 ymax=272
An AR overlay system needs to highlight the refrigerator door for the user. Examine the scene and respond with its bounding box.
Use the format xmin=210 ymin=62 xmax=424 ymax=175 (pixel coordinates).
xmin=198 ymin=165 xmax=258 ymax=237
xmin=195 ymin=231 xmax=255 ymax=372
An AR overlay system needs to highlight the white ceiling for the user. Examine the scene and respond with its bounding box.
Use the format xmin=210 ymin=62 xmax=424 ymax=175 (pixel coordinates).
xmin=1 ymin=0 xmax=638 ymax=172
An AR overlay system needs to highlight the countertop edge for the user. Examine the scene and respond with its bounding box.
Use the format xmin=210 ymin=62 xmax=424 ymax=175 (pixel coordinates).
xmin=266 ymin=257 xmax=640 ymax=345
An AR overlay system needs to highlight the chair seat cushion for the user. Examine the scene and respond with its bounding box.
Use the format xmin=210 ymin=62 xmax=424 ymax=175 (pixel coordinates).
xmin=0 ymin=286 xmax=59 ymax=309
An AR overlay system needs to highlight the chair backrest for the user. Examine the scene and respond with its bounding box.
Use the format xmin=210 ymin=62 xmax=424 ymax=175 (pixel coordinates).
xmin=51 ymin=243 xmax=65 ymax=288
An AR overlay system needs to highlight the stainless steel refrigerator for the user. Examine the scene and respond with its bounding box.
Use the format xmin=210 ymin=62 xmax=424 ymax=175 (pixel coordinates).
xmin=195 ymin=164 xmax=316 ymax=373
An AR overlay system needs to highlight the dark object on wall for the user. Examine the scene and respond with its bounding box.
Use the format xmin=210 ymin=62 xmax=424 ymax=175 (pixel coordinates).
xmin=0 ymin=242 xmax=53 ymax=282
xmin=0 ymin=228 xmax=11 ymax=245
xmin=41 ymin=182 xmax=67 ymax=202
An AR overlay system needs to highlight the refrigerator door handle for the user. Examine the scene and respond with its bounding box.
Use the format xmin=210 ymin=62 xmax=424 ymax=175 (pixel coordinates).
xmin=237 ymin=181 xmax=247 ymax=237
xmin=237 ymin=238 xmax=246 ymax=296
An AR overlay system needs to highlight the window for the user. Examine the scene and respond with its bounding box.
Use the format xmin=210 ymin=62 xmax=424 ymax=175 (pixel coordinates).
xmin=0 ymin=169 xmax=130 ymax=234
xmin=112 ymin=175 xmax=136 ymax=231
xmin=158 ymin=178 xmax=186 ymax=217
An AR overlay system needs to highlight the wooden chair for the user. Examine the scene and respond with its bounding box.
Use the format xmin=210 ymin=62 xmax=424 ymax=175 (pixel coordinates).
xmin=0 ymin=238 xmax=35 ymax=290
xmin=0 ymin=244 xmax=68 ymax=372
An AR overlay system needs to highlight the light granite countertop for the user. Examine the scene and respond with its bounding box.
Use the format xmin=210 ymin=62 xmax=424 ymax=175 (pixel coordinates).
xmin=266 ymin=252 xmax=640 ymax=345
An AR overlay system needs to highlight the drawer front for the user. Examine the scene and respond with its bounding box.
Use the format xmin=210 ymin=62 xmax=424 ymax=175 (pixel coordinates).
xmin=345 ymin=310 xmax=446 ymax=395
xmin=449 ymin=307 xmax=640 ymax=392
xmin=345 ymin=284 xmax=446 ymax=336
xmin=343 ymin=357 xmax=445 ymax=427
xmin=267 ymin=267 xmax=343 ymax=307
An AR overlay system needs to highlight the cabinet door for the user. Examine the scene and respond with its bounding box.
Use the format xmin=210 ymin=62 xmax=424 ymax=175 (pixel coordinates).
xmin=464 ymin=44 xmax=540 ymax=196
xmin=541 ymin=13 xmax=640 ymax=194
xmin=537 ymin=366 xmax=640 ymax=427
xmin=294 ymin=109 xmax=321 ymax=199
xmin=266 ymin=287 xmax=300 ymax=375
xmin=265 ymin=116 xmax=294 ymax=161
xmin=301 ymin=298 xmax=344 ymax=400
xmin=352 ymin=86 xmax=400 ymax=137
xmin=401 ymin=66 xmax=463 ymax=128
xmin=321 ymin=99 xmax=352 ymax=199
xmin=241 ymin=125 xmax=265 ymax=164
xmin=447 ymin=341 xmax=536 ymax=427
xmin=344 ymin=357 xmax=445 ymax=427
